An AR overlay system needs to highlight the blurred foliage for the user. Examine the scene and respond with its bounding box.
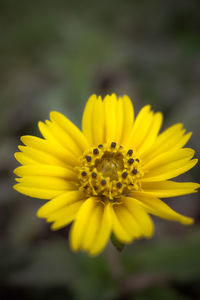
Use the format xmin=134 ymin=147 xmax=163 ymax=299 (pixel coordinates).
xmin=0 ymin=0 xmax=200 ymax=299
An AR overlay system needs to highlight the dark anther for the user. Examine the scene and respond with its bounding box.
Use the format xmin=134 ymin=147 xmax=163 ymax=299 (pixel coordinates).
xmin=122 ymin=171 xmax=128 ymax=179
xmin=117 ymin=182 xmax=122 ymax=188
xmin=81 ymin=171 xmax=87 ymax=177
xmin=94 ymin=186 xmax=98 ymax=191
xmin=136 ymin=158 xmax=140 ymax=162
xmin=132 ymin=168 xmax=138 ymax=175
xmin=128 ymin=158 xmax=134 ymax=164
xmin=127 ymin=149 xmax=133 ymax=156
xmin=92 ymin=172 xmax=97 ymax=178
xmin=93 ymin=148 xmax=99 ymax=155
xmin=98 ymin=144 xmax=103 ymax=149
xmin=85 ymin=155 xmax=91 ymax=162
xmin=101 ymin=179 xmax=106 ymax=186
xmin=119 ymin=145 xmax=123 ymax=149
xmin=111 ymin=142 xmax=116 ymax=148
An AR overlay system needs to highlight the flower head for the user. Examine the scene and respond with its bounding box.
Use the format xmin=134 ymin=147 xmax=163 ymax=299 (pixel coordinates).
xmin=14 ymin=94 xmax=199 ymax=255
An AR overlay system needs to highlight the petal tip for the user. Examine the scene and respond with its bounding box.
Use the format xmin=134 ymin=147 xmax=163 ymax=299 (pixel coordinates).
xmin=12 ymin=183 xmax=18 ymax=191
xmin=13 ymin=167 xmax=20 ymax=176
xmin=181 ymin=217 xmax=194 ymax=226
xmin=49 ymin=111 xmax=59 ymax=121
xmin=12 ymin=183 xmax=23 ymax=193
xmin=37 ymin=207 xmax=46 ymax=218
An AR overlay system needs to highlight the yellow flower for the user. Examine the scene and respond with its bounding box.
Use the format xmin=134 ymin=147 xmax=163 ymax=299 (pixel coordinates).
xmin=13 ymin=94 xmax=199 ymax=255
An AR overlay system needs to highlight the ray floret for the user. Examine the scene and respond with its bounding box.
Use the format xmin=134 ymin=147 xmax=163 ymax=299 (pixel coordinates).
xmin=13 ymin=94 xmax=199 ymax=255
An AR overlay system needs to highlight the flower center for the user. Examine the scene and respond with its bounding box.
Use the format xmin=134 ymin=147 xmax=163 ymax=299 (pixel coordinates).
xmin=78 ymin=142 xmax=143 ymax=200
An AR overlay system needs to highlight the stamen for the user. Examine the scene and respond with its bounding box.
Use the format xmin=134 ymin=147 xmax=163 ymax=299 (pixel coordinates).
xmin=111 ymin=142 xmax=116 ymax=148
xmin=116 ymin=182 xmax=122 ymax=188
xmin=101 ymin=179 xmax=106 ymax=186
xmin=85 ymin=155 xmax=91 ymax=162
xmin=132 ymin=168 xmax=137 ymax=175
xmin=92 ymin=172 xmax=97 ymax=178
xmin=122 ymin=171 xmax=128 ymax=179
xmin=127 ymin=149 xmax=133 ymax=156
xmin=93 ymin=148 xmax=99 ymax=155
xmin=79 ymin=142 xmax=142 ymax=200
xmin=128 ymin=158 xmax=134 ymax=164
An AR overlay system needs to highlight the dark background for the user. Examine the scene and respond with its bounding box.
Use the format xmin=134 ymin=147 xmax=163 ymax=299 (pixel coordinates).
xmin=0 ymin=0 xmax=200 ymax=299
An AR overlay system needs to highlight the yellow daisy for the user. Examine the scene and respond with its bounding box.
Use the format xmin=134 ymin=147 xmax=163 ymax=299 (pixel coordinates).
xmin=13 ymin=94 xmax=199 ymax=256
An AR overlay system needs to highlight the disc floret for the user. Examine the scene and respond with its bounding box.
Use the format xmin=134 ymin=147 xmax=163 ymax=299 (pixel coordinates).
xmin=78 ymin=142 xmax=143 ymax=200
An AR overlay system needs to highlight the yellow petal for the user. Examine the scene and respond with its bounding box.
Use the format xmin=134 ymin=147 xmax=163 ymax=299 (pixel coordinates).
xmin=13 ymin=184 xmax=63 ymax=199
xmin=122 ymin=197 xmax=154 ymax=237
xmin=40 ymin=119 xmax=84 ymax=157
xmin=82 ymin=94 xmax=134 ymax=146
xmin=143 ymin=148 xmax=195 ymax=171
xmin=15 ymin=176 xmax=77 ymax=191
xmin=82 ymin=95 xmax=96 ymax=145
xmin=132 ymin=194 xmax=194 ymax=225
xmin=81 ymin=201 xmax=104 ymax=251
xmin=108 ymin=204 xmax=133 ymax=243
xmin=114 ymin=203 xmax=143 ymax=238
xmin=48 ymin=200 xmax=84 ymax=230
xmin=134 ymin=181 xmax=200 ymax=198
xmin=90 ymin=203 xmax=112 ymax=256
xmin=103 ymin=94 xmax=117 ymax=143
xmin=39 ymin=120 xmax=78 ymax=157
xmin=149 ymin=123 xmax=183 ymax=149
xmin=126 ymin=105 xmax=152 ymax=149
xmin=137 ymin=112 xmax=163 ymax=155
xmin=20 ymin=136 xmax=79 ymax=167
xmin=45 ymin=120 xmax=82 ymax=156
xmin=47 ymin=200 xmax=84 ymax=223
xmin=119 ymin=95 xmax=134 ymax=144
xmin=38 ymin=121 xmax=56 ymax=142
xmin=69 ymin=197 xmax=96 ymax=251
xmin=92 ymin=96 xmax=104 ymax=145
xmin=143 ymin=130 xmax=190 ymax=163
xmin=18 ymin=146 xmax=66 ymax=167
xmin=175 ymin=131 xmax=192 ymax=149
xmin=14 ymin=165 xmax=78 ymax=181
xmin=14 ymin=152 xmax=35 ymax=165
xmin=50 ymin=111 xmax=89 ymax=152
xmin=141 ymin=123 xmax=190 ymax=162
xmin=37 ymin=190 xmax=85 ymax=218
xmin=115 ymin=97 xmax=124 ymax=143
xmin=142 ymin=158 xmax=198 ymax=182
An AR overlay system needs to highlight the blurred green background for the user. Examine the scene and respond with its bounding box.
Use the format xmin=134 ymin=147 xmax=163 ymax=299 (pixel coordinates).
xmin=0 ymin=0 xmax=200 ymax=299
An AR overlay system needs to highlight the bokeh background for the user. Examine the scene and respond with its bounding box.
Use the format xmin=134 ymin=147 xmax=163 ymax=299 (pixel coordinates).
xmin=0 ymin=0 xmax=200 ymax=299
